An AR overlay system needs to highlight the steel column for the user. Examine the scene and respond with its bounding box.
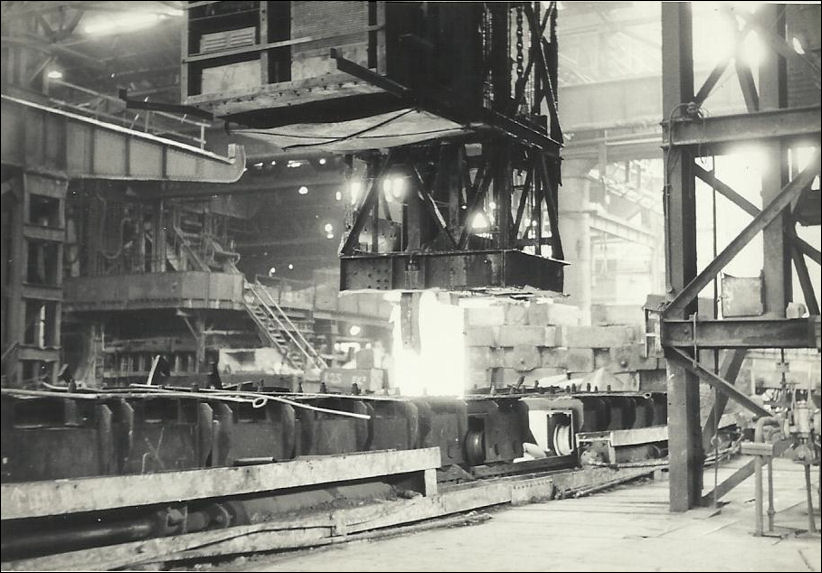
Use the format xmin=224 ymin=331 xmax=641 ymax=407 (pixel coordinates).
xmin=662 ymin=1 xmax=702 ymax=512
xmin=759 ymin=4 xmax=791 ymax=317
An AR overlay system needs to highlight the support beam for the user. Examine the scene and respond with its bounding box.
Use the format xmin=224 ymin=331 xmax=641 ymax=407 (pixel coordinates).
xmin=701 ymin=349 xmax=747 ymax=452
xmin=666 ymin=347 xmax=771 ymax=418
xmin=734 ymin=58 xmax=760 ymax=112
xmin=340 ymin=249 xmax=566 ymax=292
xmin=694 ymin=165 xmax=821 ymax=265
xmin=0 ymin=96 xmax=245 ymax=183
xmin=700 ymin=440 xmax=791 ymax=505
xmin=662 ymin=1 xmax=702 ymax=512
xmin=758 ymin=3 xmax=791 ymax=318
xmin=340 ymin=153 xmax=393 ymax=255
xmin=661 ymin=318 xmax=818 ymax=349
xmin=665 ymin=105 xmax=821 ymax=149
xmin=665 ymin=152 xmax=820 ymax=317
xmin=693 ymin=56 xmax=731 ymax=106
xmin=792 ymin=243 xmax=821 ymax=315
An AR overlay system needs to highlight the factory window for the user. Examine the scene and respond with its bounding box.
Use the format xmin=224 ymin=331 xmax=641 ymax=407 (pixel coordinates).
xmin=26 ymin=241 xmax=60 ymax=286
xmin=28 ymin=195 xmax=62 ymax=228
xmin=23 ymin=300 xmax=57 ymax=348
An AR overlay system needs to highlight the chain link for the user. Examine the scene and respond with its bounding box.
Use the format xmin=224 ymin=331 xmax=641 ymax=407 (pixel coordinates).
xmin=515 ymin=4 xmax=524 ymax=81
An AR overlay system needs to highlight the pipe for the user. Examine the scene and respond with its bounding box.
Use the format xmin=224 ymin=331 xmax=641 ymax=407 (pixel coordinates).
xmin=805 ymin=463 xmax=818 ymax=533
xmin=1 ymin=518 xmax=155 ymax=560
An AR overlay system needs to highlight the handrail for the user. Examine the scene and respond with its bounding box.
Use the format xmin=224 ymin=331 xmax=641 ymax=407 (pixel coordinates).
xmin=251 ymin=281 xmax=323 ymax=369
xmin=49 ymin=79 xmax=209 ymax=148
xmin=246 ymin=282 xmax=306 ymax=369
xmin=251 ymin=281 xmax=325 ymax=370
xmin=242 ymin=285 xmax=291 ymax=360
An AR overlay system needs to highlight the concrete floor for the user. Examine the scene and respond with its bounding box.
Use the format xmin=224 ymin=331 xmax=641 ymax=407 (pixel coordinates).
xmin=228 ymin=457 xmax=821 ymax=572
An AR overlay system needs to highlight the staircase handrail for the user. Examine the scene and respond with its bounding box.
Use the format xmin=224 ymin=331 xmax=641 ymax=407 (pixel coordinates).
xmin=252 ymin=280 xmax=326 ymax=370
xmin=242 ymin=283 xmax=292 ymax=362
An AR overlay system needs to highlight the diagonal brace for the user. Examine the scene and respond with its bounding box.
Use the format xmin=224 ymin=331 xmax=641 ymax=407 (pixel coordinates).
xmin=701 ymin=349 xmax=747 ymax=452
xmin=666 ymin=347 xmax=771 ymax=418
xmin=700 ymin=439 xmax=791 ymax=506
xmin=340 ymin=153 xmax=394 ymax=254
xmin=665 ymin=151 xmax=820 ymax=316
xmin=694 ymin=164 xmax=821 ymax=266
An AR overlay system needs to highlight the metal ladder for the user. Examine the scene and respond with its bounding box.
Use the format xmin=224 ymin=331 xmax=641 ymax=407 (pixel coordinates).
xmin=243 ymin=281 xmax=326 ymax=372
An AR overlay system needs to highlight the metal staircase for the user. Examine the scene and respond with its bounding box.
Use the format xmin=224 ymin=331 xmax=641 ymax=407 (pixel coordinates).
xmin=243 ymin=280 xmax=326 ymax=372
xmin=163 ymin=218 xmax=325 ymax=373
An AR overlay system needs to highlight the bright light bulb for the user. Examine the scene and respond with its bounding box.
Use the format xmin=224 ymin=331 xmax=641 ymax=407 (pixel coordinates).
xmin=288 ymin=264 xmax=294 ymax=270
xmin=741 ymin=31 xmax=765 ymax=67
xmin=324 ymin=223 xmax=333 ymax=233
xmin=46 ymin=70 xmax=63 ymax=80
xmin=489 ymin=201 xmax=497 ymax=210
xmin=349 ymin=325 xmax=362 ymax=336
xmin=335 ymin=191 xmax=342 ymax=201
xmin=298 ymin=186 xmax=309 ymax=195
xmin=792 ymin=37 xmax=805 ymax=55
xmin=471 ymin=212 xmax=490 ymax=230
xmin=390 ymin=177 xmax=407 ymax=200
xmin=349 ymin=181 xmax=362 ymax=205
xmin=319 ymin=158 xmax=327 ymax=165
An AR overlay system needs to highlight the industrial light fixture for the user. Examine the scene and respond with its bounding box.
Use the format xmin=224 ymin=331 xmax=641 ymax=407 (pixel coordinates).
xmin=390 ymin=177 xmax=407 ymax=200
xmin=791 ymin=36 xmax=806 ymax=55
xmin=382 ymin=176 xmax=407 ymax=201
xmin=46 ymin=69 xmax=63 ymax=80
xmin=349 ymin=325 xmax=362 ymax=336
xmin=741 ymin=31 xmax=765 ymax=67
xmin=324 ymin=223 xmax=334 ymax=233
xmin=288 ymin=263 xmax=294 ymax=270
xmin=268 ymin=266 xmax=276 ymax=276
xmin=298 ymin=186 xmax=309 ymax=195
xmin=471 ymin=212 xmax=490 ymax=231
xmin=335 ymin=191 xmax=342 ymax=201
xmin=349 ymin=181 xmax=362 ymax=205
xmin=287 ymin=160 xmax=303 ymax=168
xmin=318 ymin=158 xmax=327 ymax=165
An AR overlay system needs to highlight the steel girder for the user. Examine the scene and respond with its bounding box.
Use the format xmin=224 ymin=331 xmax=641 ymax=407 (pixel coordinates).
xmin=340 ymin=249 xmax=566 ymax=291
xmin=664 ymin=105 xmax=821 ymax=150
xmin=1 ymin=95 xmax=245 ymax=183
